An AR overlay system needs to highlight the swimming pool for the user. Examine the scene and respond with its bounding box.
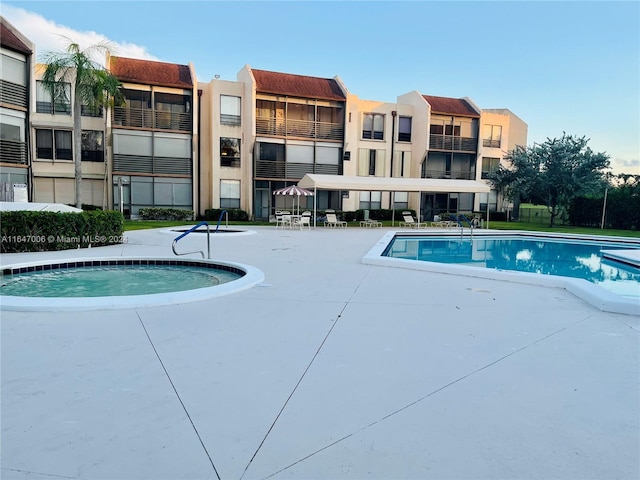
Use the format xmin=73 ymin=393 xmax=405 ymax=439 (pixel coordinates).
xmin=363 ymin=231 xmax=640 ymax=316
xmin=0 ymin=257 xmax=265 ymax=311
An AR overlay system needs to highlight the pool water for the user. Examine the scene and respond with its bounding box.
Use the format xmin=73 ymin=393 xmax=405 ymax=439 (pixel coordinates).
xmin=383 ymin=235 xmax=640 ymax=299
xmin=1 ymin=264 xmax=242 ymax=297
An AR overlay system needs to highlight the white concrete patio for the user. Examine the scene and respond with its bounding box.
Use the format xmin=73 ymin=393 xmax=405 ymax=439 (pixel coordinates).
xmin=1 ymin=226 xmax=638 ymax=480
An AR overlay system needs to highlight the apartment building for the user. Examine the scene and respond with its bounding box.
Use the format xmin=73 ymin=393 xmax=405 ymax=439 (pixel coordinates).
xmin=108 ymin=56 xmax=197 ymax=217
xmin=0 ymin=16 xmax=32 ymax=201
xmin=480 ymin=109 xmax=528 ymax=213
xmin=1 ymin=20 xmax=527 ymax=219
xmin=31 ymin=63 xmax=108 ymax=206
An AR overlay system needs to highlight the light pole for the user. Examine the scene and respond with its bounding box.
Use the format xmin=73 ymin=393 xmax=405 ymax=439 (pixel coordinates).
xmin=600 ymin=186 xmax=608 ymax=229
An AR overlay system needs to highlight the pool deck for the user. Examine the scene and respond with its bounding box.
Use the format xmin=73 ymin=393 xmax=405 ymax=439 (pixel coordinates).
xmin=1 ymin=226 xmax=639 ymax=480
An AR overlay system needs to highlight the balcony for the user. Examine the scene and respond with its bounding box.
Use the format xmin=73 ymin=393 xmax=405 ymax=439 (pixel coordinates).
xmin=0 ymin=140 xmax=27 ymax=164
xmin=256 ymin=116 xmax=343 ymax=141
xmin=112 ymin=107 xmax=192 ymax=132
xmin=429 ymin=134 xmax=477 ymax=153
xmin=255 ymin=160 xmax=341 ymax=179
xmin=423 ymin=169 xmax=476 ymax=180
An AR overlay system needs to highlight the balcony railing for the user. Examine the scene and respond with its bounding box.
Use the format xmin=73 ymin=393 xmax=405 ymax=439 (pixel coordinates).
xmin=0 ymin=80 xmax=27 ymax=108
xmin=256 ymin=116 xmax=343 ymax=141
xmin=255 ymin=160 xmax=341 ymax=179
xmin=112 ymin=107 xmax=192 ymax=132
xmin=0 ymin=140 xmax=27 ymax=164
xmin=429 ymin=134 xmax=477 ymax=152
xmin=482 ymin=139 xmax=501 ymax=148
xmin=423 ymin=169 xmax=476 ymax=180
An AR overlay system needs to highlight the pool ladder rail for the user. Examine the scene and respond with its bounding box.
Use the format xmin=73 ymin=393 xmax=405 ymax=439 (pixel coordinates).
xmin=451 ymin=214 xmax=477 ymax=239
xmin=172 ymin=211 xmax=228 ymax=259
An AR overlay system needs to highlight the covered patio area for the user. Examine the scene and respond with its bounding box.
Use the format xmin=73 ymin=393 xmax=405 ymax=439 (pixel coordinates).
xmin=297 ymin=174 xmax=491 ymax=227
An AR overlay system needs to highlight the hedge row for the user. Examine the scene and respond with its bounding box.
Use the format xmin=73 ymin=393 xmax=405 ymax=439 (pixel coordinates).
xmin=0 ymin=210 xmax=124 ymax=253
xmin=203 ymin=209 xmax=250 ymax=222
xmin=138 ymin=208 xmax=194 ymax=221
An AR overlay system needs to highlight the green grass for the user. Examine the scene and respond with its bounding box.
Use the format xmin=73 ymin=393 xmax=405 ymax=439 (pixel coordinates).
xmin=123 ymin=218 xmax=639 ymax=238
xmin=486 ymin=221 xmax=639 ymax=238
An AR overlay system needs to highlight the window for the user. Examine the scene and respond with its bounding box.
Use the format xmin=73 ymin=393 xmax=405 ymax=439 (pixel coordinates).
xmin=368 ymin=150 xmax=376 ymax=176
xmin=0 ymin=108 xmax=25 ymax=143
xmin=220 ymin=137 xmax=240 ymax=167
xmin=220 ymin=95 xmax=241 ymax=125
xmin=483 ymin=125 xmax=502 ymax=148
xmin=358 ymin=148 xmax=386 ymax=176
xmin=155 ymin=92 xmax=188 ymax=113
xmin=36 ymin=129 xmax=72 ymax=160
xmin=220 ymin=180 xmax=240 ymax=208
xmin=124 ymin=89 xmax=151 ymax=109
xmin=479 ymin=191 xmax=498 ymax=212
xmin=1 ymin=53 xmax=26 ymax=86
xmin=393 ymin=192 xmax=409 ymax=209
xmin=359 ymin=191 xmax=381 ymax=210
xmin=81 ymin=130 xmax=104 ymax=162
xmin=36 ymin=80 xmax=71 ymax=114
xmin=430 ymin=120 xmax=460 ymax=136
xmin=392 ymin=151 xmax=411 ymax=177
xmin=259 ymin=142 xmax=284 ymax=161
xmin=481 ymin=157 xmax=501 ymax=179
xmin=398 ymin=116 xmax=412 ymax=142
xmin=445 ymin=124 xmax=461 ymax=136
xmin=362 ymin=113 xmax=384 ymax=140
xmin=81 ymin=104 xmax=103 ymax=117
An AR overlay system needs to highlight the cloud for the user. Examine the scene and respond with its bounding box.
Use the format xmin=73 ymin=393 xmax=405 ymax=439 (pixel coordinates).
xmin=610 ymin=158 xmax=640 ymax=175
xmin=2 ymin=4 xmax=159 ymax=66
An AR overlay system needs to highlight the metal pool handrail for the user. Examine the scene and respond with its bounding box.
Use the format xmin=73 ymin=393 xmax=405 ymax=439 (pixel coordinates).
xmin=171 ymin=211 xmax=228 ymax=259
xmin=172 ymin=221 xmax=211 ymax=259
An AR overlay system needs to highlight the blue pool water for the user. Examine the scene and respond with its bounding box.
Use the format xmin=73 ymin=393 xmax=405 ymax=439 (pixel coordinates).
xmin=1 ymin=263 xmax=242 ymax=297
xmin=383 ymin=235 xmax=640 ymax=299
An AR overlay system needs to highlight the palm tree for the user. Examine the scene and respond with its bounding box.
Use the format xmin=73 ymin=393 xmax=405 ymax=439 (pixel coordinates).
xmin=40 ymin=40 xmax=122 ymax=208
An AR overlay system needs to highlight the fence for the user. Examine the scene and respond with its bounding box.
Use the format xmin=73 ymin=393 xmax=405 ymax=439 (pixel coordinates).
xmin=518 ymin=205 xmax=569 ymax=225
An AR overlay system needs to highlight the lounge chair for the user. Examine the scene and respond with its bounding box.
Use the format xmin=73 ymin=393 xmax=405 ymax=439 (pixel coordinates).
xmin=359 ymin=219 xmax=382 ymax=228
xmin=399 ymin=211 xmax=419 ymax=228
xmin=324 ymin=210 xmax=347 ymax=228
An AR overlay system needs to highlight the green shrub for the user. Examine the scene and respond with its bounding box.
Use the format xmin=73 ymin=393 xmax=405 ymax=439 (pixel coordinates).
xmin=0 ymin=210 xmax=124 ymax=253
xmin=138 ymin=208 xmax=194 ymax=221
xmin=204 ymin=208 xmax=249 ymax=222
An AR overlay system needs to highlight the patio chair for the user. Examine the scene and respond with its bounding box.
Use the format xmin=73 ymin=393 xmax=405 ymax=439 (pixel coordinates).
xmin=399 ymin=211 xmax=419 ymax=228
xmin=324 ymin=210 xmax=347 ymax=228
xmin=277 ymin=211 xmax=292 ymax=229
xmin=293 ymin=211 xmax=312 ymax=230
xmin=359 ymin=219 xmax=383 ymax=228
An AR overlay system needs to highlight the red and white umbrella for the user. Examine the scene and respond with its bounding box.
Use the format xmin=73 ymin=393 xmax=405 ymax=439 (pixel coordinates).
xmin=273 ymin=185 xmax=314 ymax=215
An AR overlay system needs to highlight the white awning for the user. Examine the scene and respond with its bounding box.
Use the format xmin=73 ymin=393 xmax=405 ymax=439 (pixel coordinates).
xmin=297 ymin=174 xmax=491 ymax=193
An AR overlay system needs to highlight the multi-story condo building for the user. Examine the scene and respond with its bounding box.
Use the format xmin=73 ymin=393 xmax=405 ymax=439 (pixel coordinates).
xmin=107 ymin=56 xmax=197 ymax=217
xmin=0 ymin=16 xmax=33 ymax=201
xmin=1 ymin=21 xmax=527 ymax=220
xmin=31 ymin=63 xmax=108 ymax=206
xmin=479 ymin=109 xmax=528 ymax=214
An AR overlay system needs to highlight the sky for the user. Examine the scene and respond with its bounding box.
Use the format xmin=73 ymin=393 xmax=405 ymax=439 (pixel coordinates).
xmin=2 ymin=0 xmax=639 ymax=175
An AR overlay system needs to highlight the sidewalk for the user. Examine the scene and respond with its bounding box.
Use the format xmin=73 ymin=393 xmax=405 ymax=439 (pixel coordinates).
xmin=2 ymin=226 xmax=638 ymax=480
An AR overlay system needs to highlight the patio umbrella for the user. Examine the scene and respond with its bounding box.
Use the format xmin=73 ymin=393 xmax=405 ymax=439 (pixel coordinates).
xmin=273 ymin=185 xmax=314 ymax=216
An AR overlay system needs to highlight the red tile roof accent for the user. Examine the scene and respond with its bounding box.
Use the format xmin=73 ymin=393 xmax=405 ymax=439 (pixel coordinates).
xmin=110 ymin=56 xmax=193 ymax=88
xmin=252 ymin=69 xmax=345 ymax=101
xmin=1 ymin=19 xmax=32 ymax=55
xmin=423 ymin=95 xmax=479 ymax=117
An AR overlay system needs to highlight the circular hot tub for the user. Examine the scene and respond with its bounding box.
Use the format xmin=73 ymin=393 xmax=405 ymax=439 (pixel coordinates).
xmin=0 ymin=257 xmax=265 ymax=311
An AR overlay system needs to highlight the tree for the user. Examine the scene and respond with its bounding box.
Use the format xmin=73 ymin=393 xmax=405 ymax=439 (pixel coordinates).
xmin=41 ymin=40 xmax=122 ymax=208
xmin=490 ymin=134 xmax=610 ymax=226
